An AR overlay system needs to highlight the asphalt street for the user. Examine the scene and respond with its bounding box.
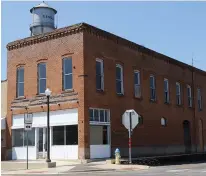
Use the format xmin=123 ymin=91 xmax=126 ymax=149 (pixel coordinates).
xmin=2 ymin=162 xmax=206 ymax=176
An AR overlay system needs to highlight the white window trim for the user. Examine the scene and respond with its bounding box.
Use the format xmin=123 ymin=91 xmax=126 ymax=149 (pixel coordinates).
xmin=187 ymin=85 xmax=192 ymax=107
xmin=17 ymin=67 xmax=24 ymax=97
xmin=63 ymin=58 xmax=73 ymax=91
xmin=164 ymin=78 xmax=169 ymax=103
xmin=150 ymin=75 xmax=156 ymax=100
xmin=96 ymin=58 xmax=104 ymax=91
xmin=134 ymin=70 xmax=141 ymax=98
xmin=89 ymin=108 xmax=110 ymax=124
xmin=38 ymin=63 xmax=47 ymax=94
xmin=116 ymin=64 xmax=124 ymax=94
xmin=176 ymin=82 xmax=181 ymax=105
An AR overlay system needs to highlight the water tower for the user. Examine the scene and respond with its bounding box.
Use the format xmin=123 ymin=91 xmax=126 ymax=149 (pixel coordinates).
xmin=30 ymin=1 xmax=57 ymax=36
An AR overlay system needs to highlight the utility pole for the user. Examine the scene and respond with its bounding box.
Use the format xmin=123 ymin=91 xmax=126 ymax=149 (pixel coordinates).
xmin=191 ymin=55 xmax=197 ymax=153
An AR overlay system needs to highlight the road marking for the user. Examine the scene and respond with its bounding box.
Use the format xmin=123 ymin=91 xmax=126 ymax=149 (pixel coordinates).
xmin=167 ymin=169 xmax=191 ymax=172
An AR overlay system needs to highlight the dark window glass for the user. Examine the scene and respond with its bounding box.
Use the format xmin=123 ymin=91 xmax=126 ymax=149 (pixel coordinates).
xmin=53 ymin=126 xmax=64 ymax=145
xmin=134 ymin=72 xmax=139 ymax=85
xmin=100 ymin=110 xmax=104 ymax=122
xmin=94 ymin=109 xmax=99 ymax=121
xmin=116 ymin=67 xmax=121 ymax=80
xmin=89 ymin=109 xmax=94 ymax=121
xmin=96 ymin=75 xmax=102 ymax=90
xmin=103 ymin=126 xmax=108 ymax=144
xmin=96 ymin=61 xmax=101 ymax=75
xmin=38 ymin=63 xmax=46 ymax=94
xmin=116 ymin=80 xmax=122 ymax=94
xmin=105 ymin=111 xmax=108 ymax=122
xmin=17 ymin=67 xmax=24 ymax=97
xmin=13 ymin=129 xmax=24 ymax=147
xmin=66 ymin=125 xmax=78 ymax=145
xmin=138 ymin=116 xmax=143 ymax=126
xmin=24 ymin=128 xmax=35 ymax=146
xmin=63 ymin=58 xmax=73 ymax=90
xmin=150 ymin=76 xmax=154 ymax=88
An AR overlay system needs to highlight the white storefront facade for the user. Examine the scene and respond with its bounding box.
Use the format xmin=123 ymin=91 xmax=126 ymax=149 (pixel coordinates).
xmin=11 ymin=109 xmax=78 ymax=160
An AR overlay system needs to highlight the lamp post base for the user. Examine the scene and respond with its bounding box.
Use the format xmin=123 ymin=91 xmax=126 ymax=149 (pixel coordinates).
xmin=46 ymin=159 xmax=51 ymax=163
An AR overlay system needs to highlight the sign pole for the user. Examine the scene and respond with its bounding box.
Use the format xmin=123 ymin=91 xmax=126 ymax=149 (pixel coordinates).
xmin=27 ymin=130 xmax=28 ymax=169
xmin=129 ymin=112 xmax=132 ymax=164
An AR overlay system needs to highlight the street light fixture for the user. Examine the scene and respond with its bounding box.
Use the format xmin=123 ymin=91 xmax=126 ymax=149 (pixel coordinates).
xmin=45 ymin=88 xmax=51 ymax=163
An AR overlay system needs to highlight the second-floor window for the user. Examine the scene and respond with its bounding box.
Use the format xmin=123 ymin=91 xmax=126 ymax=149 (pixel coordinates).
xmin=134 ymin=70 xmax=141 ymax=98
xmin=164 ymin=78 xmax=169 ymax=103
xmin=38 ymin=63 xmax=46 ymax=94
xmin=63 ymin=58 xmax=73 ymax=90
xmin=16 ymin=67 xmax=24 ymax=97
xmin=197 ymin=88 xmax=202 ymax=111
xmin=187 ymin=85 xmax=192 ymax=107
xmin=116 ymin=64 xmax=124 ymax=94
xmin=150 ymin=75 xmax=156 ymax=101
xmin=96 ymin=59 xmax=104 ymax=90
xmin=176 ymin=82 xmax=181 ymax=105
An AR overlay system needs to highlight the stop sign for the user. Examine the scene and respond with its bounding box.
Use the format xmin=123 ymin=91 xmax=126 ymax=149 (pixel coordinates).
xmin=122 ymin=109 xmax=139 ymax=130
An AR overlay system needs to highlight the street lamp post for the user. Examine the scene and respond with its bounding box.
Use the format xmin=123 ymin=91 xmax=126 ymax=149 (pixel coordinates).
xmin=45 ymin=88 xmax=51 ymax=163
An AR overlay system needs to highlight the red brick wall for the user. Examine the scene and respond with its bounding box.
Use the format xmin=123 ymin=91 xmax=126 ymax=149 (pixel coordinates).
xmin=84 ymin=32 xmax=206 ymax=156
xmin=7 ymin=32 xmax=90 ymax=159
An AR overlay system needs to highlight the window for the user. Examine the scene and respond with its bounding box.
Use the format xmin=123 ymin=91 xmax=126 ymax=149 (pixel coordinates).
xmin=38 ymin=63 xmax=46 ymax=94
xmin=89 ymin=108 xmax=110 ymax=123
xmin=53 ymin=126 xmax=64 ymax=145
xmin=134 ymin=71 xmax=141 ymax=98
xmin=187 ymin=85 xmax=192 ymax=107
xmin=96 ymin=59 xmax=104 ymax=90
xmin=16 ymin=67 xmax=24 ymax=97
xmin=176 ymin=82 xmax=181 ymax=105
xmin=161 ymin=117 xmax=167 ymax=126
xmin=12 ymin=128 xmax=35 ymax=147
xmin=116 ymin=64 xmax=124 ymax=94
xmin=164 ymin=79 xmax=169 ymax=103
xmin=63 ymin=58 xmax=73 ymax=90
xmin=66 ymin=125 xmax=78 ymax=145
xmin=150 ymin=75 xmax=156 ymax=101
xmin=52 ymin=125 xmax=78 ymax=145
xmin=197 ymin=88 xmax=202 ymax=111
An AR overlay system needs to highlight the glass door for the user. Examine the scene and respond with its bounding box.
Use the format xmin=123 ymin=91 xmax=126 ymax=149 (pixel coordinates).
xmin=38 ymin=127 xmax=47 ymax=159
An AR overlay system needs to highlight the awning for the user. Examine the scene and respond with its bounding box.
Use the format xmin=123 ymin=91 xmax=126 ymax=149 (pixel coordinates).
xmin=1 ymin=117 xmax=6 ymax=130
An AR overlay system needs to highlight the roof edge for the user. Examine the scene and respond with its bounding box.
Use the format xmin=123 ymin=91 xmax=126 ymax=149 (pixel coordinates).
xmin=6 ymin=22 xmax=206 ymax=76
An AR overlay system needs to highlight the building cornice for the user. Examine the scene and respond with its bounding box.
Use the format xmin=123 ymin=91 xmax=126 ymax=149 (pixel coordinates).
xmin=6 ymin=22 xmax=206 ymax=76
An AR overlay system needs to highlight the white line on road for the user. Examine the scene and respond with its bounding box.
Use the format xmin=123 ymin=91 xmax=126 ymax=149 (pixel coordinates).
xmin=166 ymin=169 xmax=191 ymax=172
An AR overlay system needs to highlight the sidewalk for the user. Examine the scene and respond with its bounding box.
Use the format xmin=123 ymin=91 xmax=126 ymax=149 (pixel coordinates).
xmin=1 ymin=160 xmax=149 ymax=175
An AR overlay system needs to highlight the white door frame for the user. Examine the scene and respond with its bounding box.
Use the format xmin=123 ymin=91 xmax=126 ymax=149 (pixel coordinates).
xmin=37 ymin=127 xmax=47 ymax=158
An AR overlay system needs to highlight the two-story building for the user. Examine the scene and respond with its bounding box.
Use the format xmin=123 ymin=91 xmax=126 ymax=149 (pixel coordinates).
xmin=5 ymin=3 xmax=206 ymax=160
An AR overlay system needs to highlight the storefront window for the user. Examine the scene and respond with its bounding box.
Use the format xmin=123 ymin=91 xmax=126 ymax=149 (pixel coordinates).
xmin=53 ymin=126 xmax=64 ymax=145
xmin=66 ymin=125 xmax=78 ymax=145
xmin=13 ymin=129 xmax=23 ymax=147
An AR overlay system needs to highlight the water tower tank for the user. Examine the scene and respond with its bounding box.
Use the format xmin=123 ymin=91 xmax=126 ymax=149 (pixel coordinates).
xmin=30 ymin=2 xmax=57 ymax=36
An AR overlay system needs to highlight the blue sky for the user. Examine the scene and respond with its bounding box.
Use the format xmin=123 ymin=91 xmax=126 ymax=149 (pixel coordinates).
xmin=2 ymin=1 xmax=206 ymax=80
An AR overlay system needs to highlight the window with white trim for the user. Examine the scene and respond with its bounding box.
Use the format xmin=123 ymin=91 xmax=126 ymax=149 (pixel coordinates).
xmin=89 ymin=108 xmax=110 ymax=123
xmin=176 ymin=82 xmax=181 ymax=105
xmin=96 ymin=59 xmax=104 ymax=90
xmin=16 ymin=67 xmax=24 ymax=97
xmin=150 ymin=75 xmax=156 ymax=101
xmin=164 ymin=78 xmax=169 ymax=103
xmin=116 ymin=64 xmax=124 ymax=94
xmin=63 ymin=58 xmax=73 ymax=90
xmin=38 ymin=63 xmax=46 ymax=94
xmin=197 ymin=88 xmax=202 ymax=111
xmin=187 ymin=85 xmax=192 ymax=107
xmin=134 ymin=70 xmax=141 ymax=98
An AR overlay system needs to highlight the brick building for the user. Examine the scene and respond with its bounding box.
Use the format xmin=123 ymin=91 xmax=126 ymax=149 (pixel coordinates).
xmin=6 ymin=22 xmax=206 ymax=160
